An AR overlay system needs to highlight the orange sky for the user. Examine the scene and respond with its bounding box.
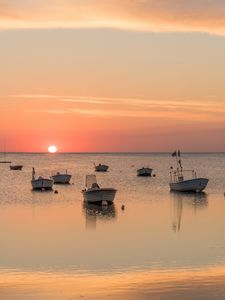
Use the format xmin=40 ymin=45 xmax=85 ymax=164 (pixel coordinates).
xmin=0 ymin=1 xmax=225 ymax=152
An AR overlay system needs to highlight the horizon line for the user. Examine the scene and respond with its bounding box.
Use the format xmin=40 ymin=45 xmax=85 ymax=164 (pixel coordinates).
xmin=1 ymin=151 xmax=225 ymax=154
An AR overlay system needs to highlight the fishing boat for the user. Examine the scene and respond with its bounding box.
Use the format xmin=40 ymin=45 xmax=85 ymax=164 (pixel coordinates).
xmin=82 ymin=174 xmax=117 ymax=204
xmin=137 ymin=167 xmax=153 ymax=177
xmin=169 ymin=151 xmax=209 ymax=193
xmin=51 ymin=171 xmax=72 ymax=184
xmin=10 ymin=165 xmax=23 ymax=170
xmin=94 ymin=163 xmax=109 ymax=172
xmin=31 ymin=167 xmax=54 ymax=190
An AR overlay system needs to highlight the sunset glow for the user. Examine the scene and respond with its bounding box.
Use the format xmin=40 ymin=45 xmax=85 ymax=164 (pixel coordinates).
xmin=48 ymin=145 xmax=57 ymax=153
xmin=1 ymin=1 xmax=225 ymax=36
xmin=1 ymin=4 xmax=225 ymax=300
xmin=0 ymin=1 xmax=225 ymax=152
xmin=1 ymin=266 xmax=225 ymax=299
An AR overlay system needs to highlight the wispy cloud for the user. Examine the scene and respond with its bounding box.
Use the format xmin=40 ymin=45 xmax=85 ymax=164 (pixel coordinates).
xmin=11 ymin=94 xmax=58 ymax=99
xmin=61 ymin=98 xmax=110 ymax=105
xmin=0 ymin=0 xmax=225 ymax=36
xmin=11 ymin=93 xmax=225 ymax=110
xmin=6 ymin=91 xmax=225 ymax=124
xmin=16 ymin=93 xmax=225 ymax=124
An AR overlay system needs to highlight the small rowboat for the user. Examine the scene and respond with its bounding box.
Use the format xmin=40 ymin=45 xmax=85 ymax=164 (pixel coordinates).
xmin=10 ymin=165 xmax=23 ymax=170
xmin=51 ymin=171 xmax=72 ymax=184
xmin=31 ymin=167 xmax=53 ymax=190
xmin=137 ymin=167 xmax=153 ymax=177
xmin=82 ymin=174 xmax=116 ymax=204
xmin=94 ymin=164 xmax=109 ymax=172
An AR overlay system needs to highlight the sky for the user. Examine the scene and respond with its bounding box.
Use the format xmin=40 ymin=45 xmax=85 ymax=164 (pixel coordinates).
xmin=0 ymin=0 xmax=225 ymax=152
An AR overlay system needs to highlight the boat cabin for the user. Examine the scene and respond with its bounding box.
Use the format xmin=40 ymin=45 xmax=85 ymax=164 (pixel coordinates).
xmin=170 ymin=169 xmax=197 ymax=184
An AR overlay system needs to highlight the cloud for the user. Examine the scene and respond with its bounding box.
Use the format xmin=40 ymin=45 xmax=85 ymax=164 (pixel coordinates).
xmin=14 ymin=93 xmax=225 ymax=124
xmin=11 ymin=94 xmax=58 ymax=99
xmin=0 ymin=0 xmax=225 ymax=35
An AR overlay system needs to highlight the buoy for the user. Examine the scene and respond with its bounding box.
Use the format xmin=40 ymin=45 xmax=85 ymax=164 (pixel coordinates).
xmin=121 ymin=204 xmax=125 ymax=210
xmin=54 ymin=190 xmax=58 ymax=194
xmin=102 ymin=200 xmax=108 ymax=206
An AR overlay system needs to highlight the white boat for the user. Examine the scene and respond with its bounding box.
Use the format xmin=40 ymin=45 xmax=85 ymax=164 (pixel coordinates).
xmin=31 ymin=168 xmax=54 ymax=190
xmin=137 ymin=167 xmax=152 ymax=177
xmin=51 ymin=171 xmax=72 ymax=184
xmin=169 ymin=151 xmax=209 ymax=193
xmin=82 ymin=174 xmax=117 ymax=204
xmin=94 ymin=163 xmax=109 ymax=172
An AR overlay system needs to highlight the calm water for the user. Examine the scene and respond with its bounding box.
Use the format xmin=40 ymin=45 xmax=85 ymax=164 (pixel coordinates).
xmin=1 ymin=153 xmax=225 ymax=299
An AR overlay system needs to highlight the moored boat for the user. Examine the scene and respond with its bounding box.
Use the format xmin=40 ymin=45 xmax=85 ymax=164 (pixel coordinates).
xmin=31 ymin=168 xmax=53 ymax=190
xmin=82 ymin=174 xmax=117 ymax=204
xmin=94 ymin=163 xmax=109 ymax=172
xmin=170 ymin=176 xmax=209 ymax=192
xmin=169 ymin=151 xmax=209 ymax=193
xmin=10 ymin=165 xmax=23 ymax=170
xmin=51 ymin=171 xmax=72 ymax=184
xmin=137 ymin=167 xmax=153 ymax=177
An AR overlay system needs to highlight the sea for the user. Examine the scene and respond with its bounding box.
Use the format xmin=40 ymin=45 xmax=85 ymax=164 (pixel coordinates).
xmin=0 ymin=152 xmax=225 ymax=300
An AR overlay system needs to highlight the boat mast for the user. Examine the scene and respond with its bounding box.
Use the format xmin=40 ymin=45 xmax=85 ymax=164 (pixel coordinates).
xmin=172 ymin=150 xmax=180 ymax=173
xmin=171 ymin=150 xmax=183 ymax=180
xmin=177 ymin=150 xmax=183 ymax=176
xmin=32 ymin=167 xmax=36 ymax=180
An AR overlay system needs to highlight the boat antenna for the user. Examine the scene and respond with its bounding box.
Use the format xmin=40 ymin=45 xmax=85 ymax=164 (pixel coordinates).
xmin=172 ymin=150 xmax=179 ymax=171
xmin=178 ymin=150 xmax=183 ymax=173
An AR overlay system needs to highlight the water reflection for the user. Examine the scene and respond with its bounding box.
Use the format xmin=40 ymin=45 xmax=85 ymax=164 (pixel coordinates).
xmin=1 ymin=265 xmax=225 ymax=300
xmin=170 ymin=192 xmax=208 ymax=232
xmin=83 ymin=203 xmax=117 ymax=230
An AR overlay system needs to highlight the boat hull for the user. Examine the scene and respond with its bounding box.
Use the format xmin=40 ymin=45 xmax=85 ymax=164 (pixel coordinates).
xmin=137 ymin=168 xmax=153 ymax=177
xmin=82 ymin=188 xmax=117 ymax=204
xmin=10 ymin=165 xmax=23 ymax=170
xmin=170 ymin=178 xmax=209 ymax=192
xmin=31 ymin=179 xmax=54 ymax=190
xmin=52 ymin=174 xmax=72 ymax=184
xmin=95 ymin=165 xmax=109 ymax=172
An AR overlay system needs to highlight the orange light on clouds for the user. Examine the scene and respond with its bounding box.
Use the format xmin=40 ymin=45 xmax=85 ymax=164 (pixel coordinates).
xmin=1 ymin=0 xmax=225 ymax=36
xmin=1 ymin=95 xmax=225 ymax=152
xmin=1 ymin=3 xmax=225 ymax=152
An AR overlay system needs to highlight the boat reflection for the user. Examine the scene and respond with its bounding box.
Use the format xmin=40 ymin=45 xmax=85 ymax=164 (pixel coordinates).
xmin=83 ymin=203 xmax=117 ymax=230
xmin=170 ymin=192 xmax=208 ymax=232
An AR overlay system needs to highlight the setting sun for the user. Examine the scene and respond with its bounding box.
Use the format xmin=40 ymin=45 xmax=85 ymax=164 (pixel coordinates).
xmin=48 ymin=145 xmax=58 ymax=153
